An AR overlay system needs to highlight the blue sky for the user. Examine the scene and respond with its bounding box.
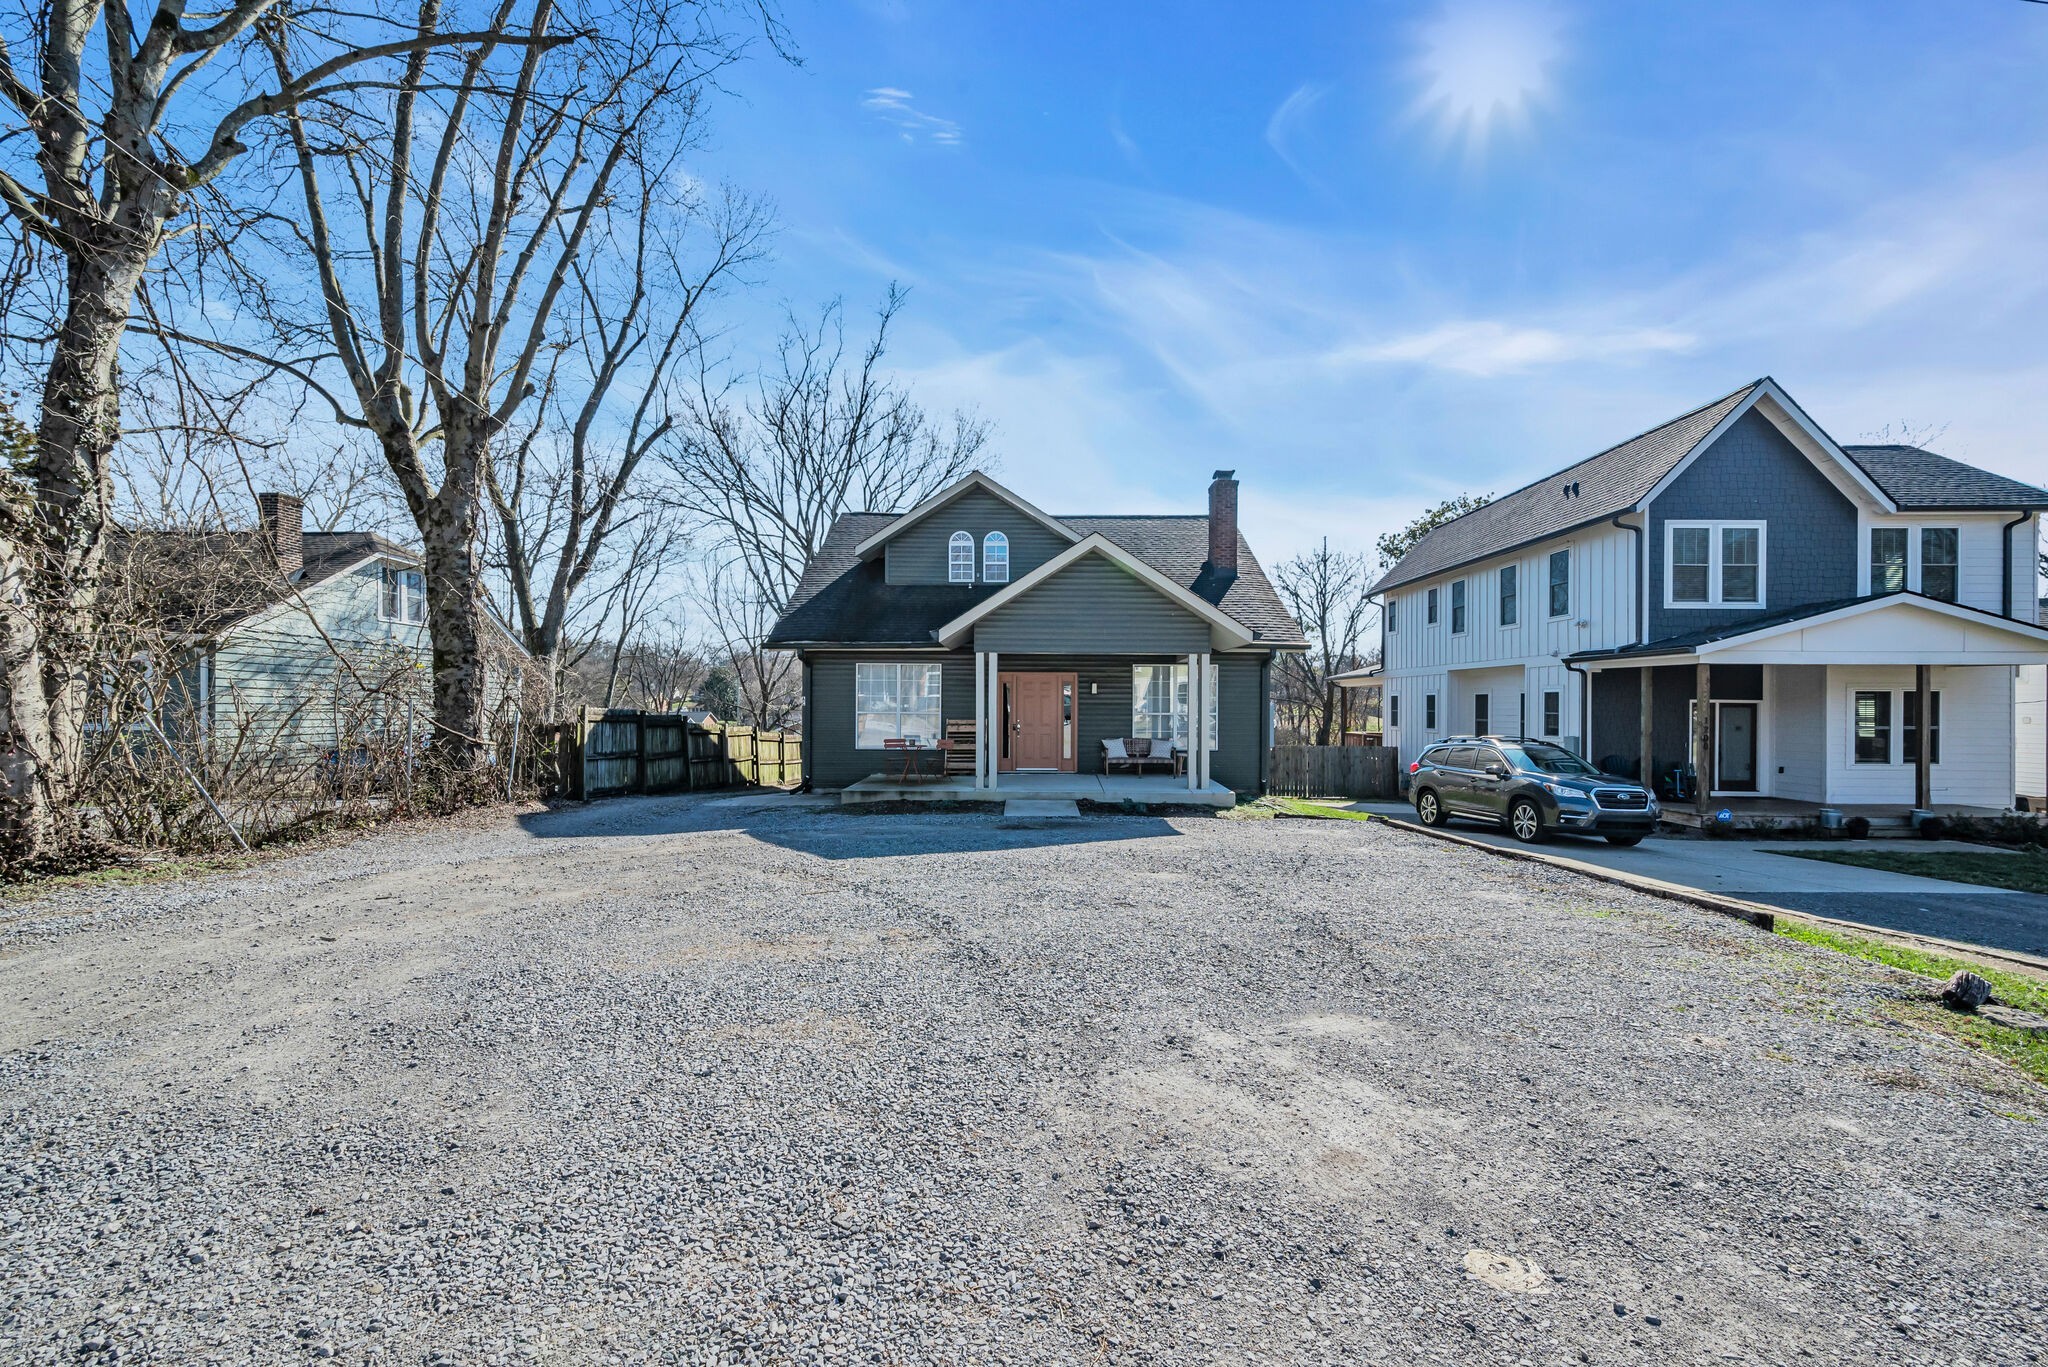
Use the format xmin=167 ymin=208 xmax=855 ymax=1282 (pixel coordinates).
xmin=701 ymin=0 xmax=2048 ymax=565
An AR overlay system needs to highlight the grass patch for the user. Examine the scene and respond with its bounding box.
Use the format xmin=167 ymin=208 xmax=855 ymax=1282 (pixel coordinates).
xmin=1259 ymin=796 xmax=1375 ymax=822
xmin=1775 ymin=919 xmax=2048 ymax=1088
xmin=0 ymin=852 xmax=260 ymax=905
xmin=1775 ymin=847 xmax=2048 ymax=894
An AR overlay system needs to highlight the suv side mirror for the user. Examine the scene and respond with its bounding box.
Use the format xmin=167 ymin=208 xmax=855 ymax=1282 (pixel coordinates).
xmin=1483 ymin=761 xmax=1508 ymax=778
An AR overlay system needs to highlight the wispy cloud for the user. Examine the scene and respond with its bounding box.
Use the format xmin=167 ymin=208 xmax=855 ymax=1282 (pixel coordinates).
xmin=1264 ymin=82 xmax=1332 ymax=189
xmin=1334 ymin=321 xmax=1695 ymax=377
xmin=862 ymin=87 xmax=963 ymax=146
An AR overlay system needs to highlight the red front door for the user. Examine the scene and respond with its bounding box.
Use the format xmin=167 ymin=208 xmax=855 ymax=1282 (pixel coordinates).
xmin=1000 ymin=672 xmax=1076 ymax=772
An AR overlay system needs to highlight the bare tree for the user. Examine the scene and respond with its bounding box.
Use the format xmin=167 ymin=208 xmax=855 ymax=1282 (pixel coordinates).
xmin=1273 ymin=538 xmax=1376 ymax=746
xmin=243 ymin=0 xmax=767 ymax=797
xmin=665 ymin=286 xmax=989 ymax=613
xmin=0 ymin=0 xmax=553 ymax=858
xmin=695 ymin=558 xmax=800 ymax=731
xmin=487 ymin=155 xmax=768 ymax=707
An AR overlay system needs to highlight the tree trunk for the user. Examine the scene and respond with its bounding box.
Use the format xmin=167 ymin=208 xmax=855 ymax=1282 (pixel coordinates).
xmin=1 ymin=246 xmax=148 ymax=859
xmin=419 ymin=484 xmax=488 ymax=781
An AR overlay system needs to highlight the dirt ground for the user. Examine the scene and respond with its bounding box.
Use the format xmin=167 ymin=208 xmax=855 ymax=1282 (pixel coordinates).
xmin=2 ymin=792 xmax=2044 ymax=1365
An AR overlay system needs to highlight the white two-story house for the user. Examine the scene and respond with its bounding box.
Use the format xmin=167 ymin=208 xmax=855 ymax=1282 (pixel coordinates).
xmin=1366 ymin=378 xmax=2048 ymax=815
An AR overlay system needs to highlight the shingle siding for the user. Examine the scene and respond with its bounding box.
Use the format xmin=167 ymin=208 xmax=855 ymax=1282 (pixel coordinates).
xmin=1647 ymin=409 xmax=1858 ymax=641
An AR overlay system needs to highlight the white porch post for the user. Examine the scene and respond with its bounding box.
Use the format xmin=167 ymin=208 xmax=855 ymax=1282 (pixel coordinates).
xmin=1199 ymin=652 xmax=1213 ymax=790
xmin=1186 ymin=652 xmax=1202 ymax=790
xmin=985 ymin=650 xmax=1000 ymax=789
xmin=974 ymin=651 xmax=991 ymax=791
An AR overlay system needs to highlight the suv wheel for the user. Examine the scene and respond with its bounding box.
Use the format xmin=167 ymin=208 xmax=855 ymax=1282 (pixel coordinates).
xmin=1415 ymin=789 xmax=1447 ymax=827
xmin=1507 ymin=797 xmax=1546 ymax=843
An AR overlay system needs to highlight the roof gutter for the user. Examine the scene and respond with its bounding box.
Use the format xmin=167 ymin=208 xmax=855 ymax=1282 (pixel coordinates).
xmin=2002 ymin=510 xmax=2033 ymax=620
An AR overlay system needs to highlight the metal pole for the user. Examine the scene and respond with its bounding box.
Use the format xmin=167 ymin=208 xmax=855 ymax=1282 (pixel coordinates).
xmin=507 ymin=706 xmax=521 ymax=802
xmin=141 ymin=709 xmax=250 ymax=854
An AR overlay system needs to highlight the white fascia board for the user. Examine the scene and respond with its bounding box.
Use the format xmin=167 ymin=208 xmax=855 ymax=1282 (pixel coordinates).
xmin=1698 ymin=593 xmax=2048 ymax=653
xmin=852 ymin=472 xmax=1081 ymax=559
xmin=1635 ymin=379 xmax=1898 ymax=515
xmin=934 ymin=534 xmax=1255 ymax=649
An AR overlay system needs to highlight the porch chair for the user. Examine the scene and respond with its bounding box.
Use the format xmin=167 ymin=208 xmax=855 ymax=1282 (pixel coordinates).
xmin=1102 ymin=737 xmax=1177 ymax=776
xmin=943 ymin=719 xmax=978 ymax=776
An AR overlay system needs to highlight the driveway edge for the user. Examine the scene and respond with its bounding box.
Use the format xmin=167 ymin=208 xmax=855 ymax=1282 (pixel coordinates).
xmin=1364 ymin=809 xmax=2048 ymax=977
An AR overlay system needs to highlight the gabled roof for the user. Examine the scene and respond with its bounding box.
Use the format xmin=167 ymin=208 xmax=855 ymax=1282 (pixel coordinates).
xmin=767 ymin=511 xmax=1307 ymax=649
xmin=112 ymin=527 xmax=421 ymax=636
xmin=1369 ymin=381 xmax=1763 ymax=595
xmin=1567 ymin=591 xmax=2048 ymax=665
xmin=1372 ymin=379 xmax=2047 ymax=597
xmin=852 ymin=472 xmax=1080 ymax=558
xmin=933 ymin=535 xmax=1257 ymax=649
xmin=1840 ymin=445 xmax=2048 ymax=511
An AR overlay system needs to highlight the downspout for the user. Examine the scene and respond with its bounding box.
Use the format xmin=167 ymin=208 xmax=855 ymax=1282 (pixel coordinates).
xmin=2000 ymin=510 xmax=2032 ymax=620
xmin=1610 ymin=513 xmax=1644 ymax=646
xmin=1563 ymin=658 xmax=1590 ymax=757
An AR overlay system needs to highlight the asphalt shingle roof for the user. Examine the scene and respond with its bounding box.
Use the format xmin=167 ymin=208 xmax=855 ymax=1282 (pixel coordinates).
xmin=1840 ymin=445 xmax=2048 ymax=510
xmin=766 ymin=512 xmax=1307 ymax=649
xmin=1370 ymin=381 xmax=1763 ymax=595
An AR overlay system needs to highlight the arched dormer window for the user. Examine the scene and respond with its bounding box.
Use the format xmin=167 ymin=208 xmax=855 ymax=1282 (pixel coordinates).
xmin=982 ymin=531 xmax=1010 ymax=584
xmin=948 ymin=530 xmax=975 ymax=583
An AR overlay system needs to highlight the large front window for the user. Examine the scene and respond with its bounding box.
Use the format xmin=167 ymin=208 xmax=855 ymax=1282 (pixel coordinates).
xmin=1131 ymin=663 xmax=1218 ymax=750
xmin=1665 ymin=521 xmax=1764 ymax=607
xmin=855 ymin=662 xmax=943 ymax=748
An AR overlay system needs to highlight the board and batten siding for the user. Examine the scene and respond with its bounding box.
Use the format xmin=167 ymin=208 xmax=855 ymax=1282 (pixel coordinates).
xmin=884 ymin=488 xmax=1072 ymax=586
xmin=210 ymin=556 xmax=430 ymax=754
xmin=971 ymin=553 xmax=1212 ymax=655
xmin=1822 ymin=664 xmax=2013 ymax=807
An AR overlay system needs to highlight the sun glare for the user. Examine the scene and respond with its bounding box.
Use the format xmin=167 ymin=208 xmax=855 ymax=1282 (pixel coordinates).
xmin=1409 ymin=0 xmax=1566 ymax=158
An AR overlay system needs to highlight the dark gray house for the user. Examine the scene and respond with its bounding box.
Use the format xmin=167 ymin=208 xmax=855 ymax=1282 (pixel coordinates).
xmin=766 ymin=471 xmax=1307 ymax=803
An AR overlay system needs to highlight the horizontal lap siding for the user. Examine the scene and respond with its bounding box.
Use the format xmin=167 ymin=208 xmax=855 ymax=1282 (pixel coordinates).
xmin=805 ymin=651 xmax=972 ymax=788
xmin=1824 ymin=665 xmax=2014 ymax=806
xmin=885 ymin=489 xmax=1071 ymax=585
xmin=972 ymin=555 xmax=1211 ymax=655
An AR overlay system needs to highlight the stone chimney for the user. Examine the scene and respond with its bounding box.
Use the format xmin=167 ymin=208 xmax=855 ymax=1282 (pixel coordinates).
xmin=1206 ymin=470 xmax=1239 ymax=579
xmin=256 ymin=492 xmax=304 ymax=576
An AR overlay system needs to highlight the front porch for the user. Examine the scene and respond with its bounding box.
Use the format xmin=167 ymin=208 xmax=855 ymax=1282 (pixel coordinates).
xmin=841 ymin=771 xmax=1237 ymax=808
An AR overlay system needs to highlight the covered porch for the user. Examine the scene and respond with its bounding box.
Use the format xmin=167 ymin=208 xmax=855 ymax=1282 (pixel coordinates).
xmin=841 ymin=771 xmax=1238 ymax=808
xmin=1572 ymin=593 xmax=2048 ymax=819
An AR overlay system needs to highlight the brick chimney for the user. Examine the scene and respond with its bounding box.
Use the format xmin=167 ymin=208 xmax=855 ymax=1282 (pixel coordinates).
xmin=1206 ymin=469 xmax=1239 ymax=579
xmin=256 ymin=492 xmax=304 ymax=575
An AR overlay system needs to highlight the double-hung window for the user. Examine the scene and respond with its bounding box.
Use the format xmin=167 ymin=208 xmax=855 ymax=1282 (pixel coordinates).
xmin=1547 ymin=549 xmax=1570 ymax=618
xmin=1919 ymin=528 xmax=1958 ymax=602
xmin=1424 ymin=693 xmax=1437 ymax=729
xmin=981 ymin=531 xmax=1009 ymax=584
xmin=1131 ymin=663 xmax=1217 ymax=750
xmin=1541 ymin=690 xmax=1560 ymax=737
xmin=1870 ymin=527 xmax=1908 ymax=594
xmin=1498 ymin=565 xmax=1517 ymax=626
xmin=948 ymin=531 xmax=975 ymax=583
xmin=1665 ymin=521 xmax=1764 ymax=607
xmin=1386 ymin=598 xmax=1397 ymax=633
xmin=1852 ymin=691 xmax=1892 ymax=765
xmin=1450 ymin=580 xmax=1467 ymax=634
xmin=1903 ymin=690 xmax=1942 ymax=764
xmin=1426 ymin=587 xmax=1439 ymax=625
xmin=855 ymin=663 xmax=943 ymax=748
xmin=380 ymin=565 xmax=426 ymax=625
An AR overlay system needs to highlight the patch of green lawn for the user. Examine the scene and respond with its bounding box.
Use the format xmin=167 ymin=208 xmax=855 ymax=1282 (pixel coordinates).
xmin=1775 ymin=919 xmax=2048 ymax=1088
xmin=1261 ymin=796 xmax=1375 ymax=822
xmin=1776 ymin=847 xmax=2048 ymax=895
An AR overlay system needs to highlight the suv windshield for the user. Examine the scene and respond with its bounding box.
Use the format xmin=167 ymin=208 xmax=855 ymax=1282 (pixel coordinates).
xmin=1503 ymin=742 xmax=1600 ymax=777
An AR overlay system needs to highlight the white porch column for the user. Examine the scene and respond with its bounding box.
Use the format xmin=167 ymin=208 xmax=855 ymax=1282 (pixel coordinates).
xmin=974 ymin=651 xmax=991 ymax=791
xmin=985 ymin=650 xmax=1000 ymax=789
xmin=1186 ymin=652 xmax=1202 ymax=790
xmin=1199 ymin=652 xmax=1213 ymax=790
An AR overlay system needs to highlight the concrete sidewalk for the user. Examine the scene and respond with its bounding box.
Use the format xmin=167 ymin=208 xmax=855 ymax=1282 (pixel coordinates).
xmin=1348 ymin=800 xmax=2048 ymax=959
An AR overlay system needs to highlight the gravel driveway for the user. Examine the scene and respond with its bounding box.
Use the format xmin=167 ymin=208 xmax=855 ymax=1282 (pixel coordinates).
xmin=3 ymin=794 xmax=2045 ymax=1365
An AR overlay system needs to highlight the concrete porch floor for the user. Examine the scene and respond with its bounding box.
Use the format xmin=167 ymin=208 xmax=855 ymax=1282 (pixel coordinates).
xmin=1658 ymin=798 xmax=2018 ymax=832
xmin=840 ymin=771 xmax=1237 ymax=809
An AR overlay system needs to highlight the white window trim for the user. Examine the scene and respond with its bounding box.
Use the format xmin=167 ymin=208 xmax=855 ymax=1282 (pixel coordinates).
xmin=379 ymin=564 xmax=427 ymax=626
xmin=854 ymin=661 xmax=944 ymax=749
xmin=1847 ymin=686 xmax=1942 ymax=767
xmin=1129 ymin=663 xmax=1219 ymax=751
xmin=1546 ymin=548 xmax=1571 ymax=620
xmin=947 ymin=531 xmax=975 ymax=584
xmin=1449 ymin=579 xmax=1468 ymax=636
xmin=981 ymin=531 xmax=1010 ymax=584
xmin=1426 ymin=587 xmax=1439 ymax=627
xmin=1866 ymin=524 xmax=1960 ymax=599
xmin=1663 ymin=520 xmax=1766 ymax=609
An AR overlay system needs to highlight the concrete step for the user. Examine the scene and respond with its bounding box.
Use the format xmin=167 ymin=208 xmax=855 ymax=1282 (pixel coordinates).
xmin=1001 ymin=799 xmax=1081 ymax=825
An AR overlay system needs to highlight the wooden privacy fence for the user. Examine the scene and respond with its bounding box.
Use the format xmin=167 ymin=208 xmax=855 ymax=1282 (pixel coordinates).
xmin=1267 ymin=744 xmax=1402 ymax=800
xmin=553 ymin=709 xmax=802 ymax=800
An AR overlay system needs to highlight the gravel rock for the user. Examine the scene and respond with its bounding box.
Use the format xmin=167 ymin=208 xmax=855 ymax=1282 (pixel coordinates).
xmin=1941 ymin=970 xmax=1994 ymax=1010
xmin=2 ymin=792 xmax=2045 ymax=1364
